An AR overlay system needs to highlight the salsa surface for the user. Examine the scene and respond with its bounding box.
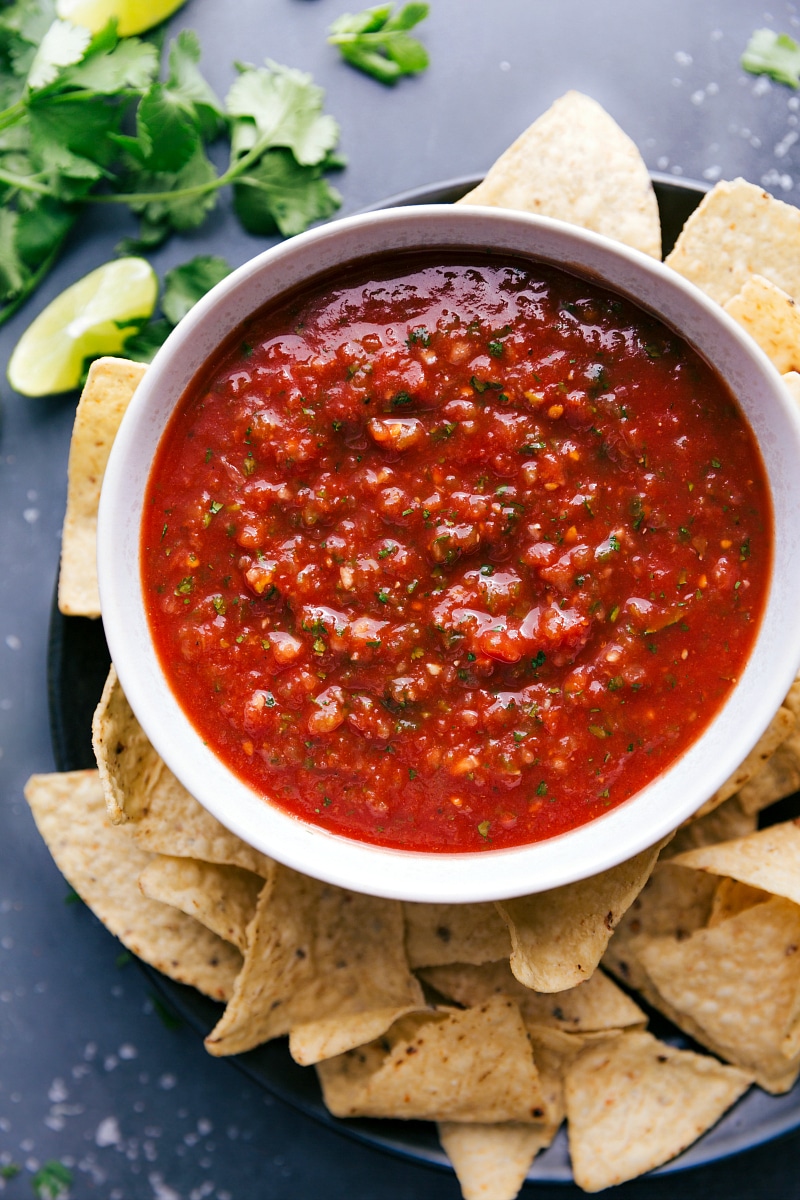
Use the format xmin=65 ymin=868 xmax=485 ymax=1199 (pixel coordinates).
xmin=142 ymin=255 xmax=772 ymax=852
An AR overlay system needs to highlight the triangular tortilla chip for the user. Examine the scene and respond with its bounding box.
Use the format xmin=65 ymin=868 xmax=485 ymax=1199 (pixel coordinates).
xmin=404 ymin=901 xmax=510 ymax=968
xmin=665 ymin=177 xmax=800 ymax=304
xmin=437 ymin=1122 xmax=550 ymax=1200
xmin=692 ymin=703 xmax=795 ymax=818
xmin=496 ymin=839 xmax=667 ymax=992
xmin=138 ymin=855 xmax=264 ymax=953
xmin=92 ymin=667 xmax=272 ymax=874
xmin=564 ymin=1030 xmax=751 ymax=1192
xmin=724 ymin=274 xmax=800 ymax=372
xmin=24 ymin=770 xmax=241 ymax=1001
xmin=420 ymin=960 xmax=645 ymax=1034
xmin=706 ymin=877 xmax=769 ymax=928
xmin=667 ymin=795 xmax=756 ymax=856
xmin=602 ymin=861 xmax=718 ymax=993
xmin=458 ymin=92 xmax=661 ymax=258
xmin=670 ymin=820 xmax=800 ymax=906
xmin=737 ymin=719 xmax=800 ymax=813
xmin=59 ymin=357 xmax=147 ymax=617
xmin=636 ymin=897 xmax=800 ymax=1092
xmin=205 ymin=864 xmax=424 ymax=1063
xmin=316 ymin=999 xmax=544 ymax=1123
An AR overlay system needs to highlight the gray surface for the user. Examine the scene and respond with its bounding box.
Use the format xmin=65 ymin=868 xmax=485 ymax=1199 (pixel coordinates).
xmin=4 ymin=1 xmax=800 ymax=1197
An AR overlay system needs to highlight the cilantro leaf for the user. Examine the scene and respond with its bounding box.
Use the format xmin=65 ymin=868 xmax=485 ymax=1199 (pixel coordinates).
xmin=135 ymin=80 xmax=200 ymax=172
xmin=742 ymin=28 xmax=800 ymax=88
xmin=58 ymin=30 xmax=159 ymax=92
xmin=161 ymin=254 xmax=231 ymax=324
xmin=27 ymin=17 xmax=90 ymax=89
xmin=123 ymin=253 xmax=232 ymax=361
xmin=233 ymin=146 xmax=342 ymax=236
xmin=126 ymin=141 xmax=219 ymax=231
xmin=328 ymin=2 xmax=429 ymax=84
xmin=31 ymin=1160 xmax=73 ymax=1200
xmin=165 ymin=28 xmax=225 ymax=140
xmin=227 ymin=61 xmax=339 ymax=165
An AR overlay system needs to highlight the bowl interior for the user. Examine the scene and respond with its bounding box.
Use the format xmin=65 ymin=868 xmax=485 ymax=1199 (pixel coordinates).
xmin=98 ymin=206 xmax=800 ymax=902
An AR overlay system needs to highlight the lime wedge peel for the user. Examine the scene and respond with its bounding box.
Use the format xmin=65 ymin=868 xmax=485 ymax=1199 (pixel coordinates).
xmin=55 ymin=0 xmax=189 ymax=37
xmin=8 ymin=257 xmax=158 ymax=397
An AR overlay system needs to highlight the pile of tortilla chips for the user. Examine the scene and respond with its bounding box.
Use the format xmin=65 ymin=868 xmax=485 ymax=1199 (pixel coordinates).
xmin=26 ymin=91 xmax=800 ymax=1196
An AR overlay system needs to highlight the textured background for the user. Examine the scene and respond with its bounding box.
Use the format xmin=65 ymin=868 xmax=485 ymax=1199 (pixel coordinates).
xmin=3 ymin=2 xmax=800 ymax=1196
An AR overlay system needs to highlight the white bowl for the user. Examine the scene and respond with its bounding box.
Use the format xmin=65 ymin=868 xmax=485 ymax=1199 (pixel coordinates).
xmin=98 ymin=205 xmax=800 ymax=903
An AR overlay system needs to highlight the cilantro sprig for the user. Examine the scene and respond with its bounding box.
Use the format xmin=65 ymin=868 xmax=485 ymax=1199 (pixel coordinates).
xmin=741 ymin=28 xmax=800 ymax=88
xmin=0 ymin=3 xmax=343 ymax=324
xmin=328 ymin=2 xmax=429 ymax=85
xmin=124 ymin=253 xmax=232 ymax=361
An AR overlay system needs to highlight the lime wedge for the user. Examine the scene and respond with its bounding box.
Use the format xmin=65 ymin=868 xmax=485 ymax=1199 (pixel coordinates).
xmin=8 ymin=257 xmax=158 ymax=397
xmin=55 ymin=0 xmax=188 ymax=36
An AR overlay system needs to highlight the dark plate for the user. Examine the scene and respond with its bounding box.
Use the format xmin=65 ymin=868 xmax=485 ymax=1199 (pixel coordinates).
xmin=47 ymin=176 xmax=800 ymax=1183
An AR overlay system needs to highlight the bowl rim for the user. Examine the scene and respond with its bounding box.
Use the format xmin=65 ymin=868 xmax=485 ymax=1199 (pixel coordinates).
xmin=98 ymin=203 xmax=800 ymax=902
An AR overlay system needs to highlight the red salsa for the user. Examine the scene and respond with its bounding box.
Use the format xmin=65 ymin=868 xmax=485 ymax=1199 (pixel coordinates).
xmin=141 ymin=255 xmax=772 ymax=852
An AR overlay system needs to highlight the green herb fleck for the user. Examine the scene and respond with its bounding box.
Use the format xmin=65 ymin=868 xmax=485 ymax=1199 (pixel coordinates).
xmin=149 ymin=992 xmax=182 ymax=1031
xmin=477 ymin=819 xmax=490 ymax=838
xmin=406 ymin=324 xmax=430 ymax=347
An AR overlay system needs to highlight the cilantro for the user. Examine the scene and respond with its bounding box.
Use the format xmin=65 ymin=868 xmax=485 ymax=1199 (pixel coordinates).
xmin=536 ymin=780 xmax=547 ymax=796
xmin=406 ymin=324 xmax=430 ymax=347
xmin=742 ymin=28 xmax=800 ymax=87
xmin=0 ymin=1163 xmax=20 ymax=1180
xmin=149 ymin=991 xmax=182 ymax=1030
xmin=175 ymin=575 xmax=194 ymax=595
xmin=488 ymin=339 xmax=503 ymax=357
xmin=31 ymin=1161 xmax=73 ymax=1199
xmin=328 ymin=3 xmax=429 ymax=85
xmin=596 ymin=533 xmax=620 ymax=560
xmin=0 ymin=17 xmax=343 ymax=324
xmin=477 ymin=819 xmax=490 ymax=838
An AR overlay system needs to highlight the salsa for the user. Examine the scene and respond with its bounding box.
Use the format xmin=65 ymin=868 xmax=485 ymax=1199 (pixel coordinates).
xmin=141 ymin=254 xmax=772 ymax=852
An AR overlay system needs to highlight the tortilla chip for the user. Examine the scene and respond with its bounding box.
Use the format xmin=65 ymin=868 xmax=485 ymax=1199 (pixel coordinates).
xmin=316 ymin=998 xmax=544 ymax=1123
xmin=665 ymin=795 xmax=756 ymax=857
xmin=564 ymin=1030 xmax=752 ymax=1192
xmin=420 ymin=960 xmax=645 ymax=1034
xmin=665 ymin=177 xmax=800 ymax=305
xmin=59 ymin=357 xmax=147 ymax=617
xmin=737 ymin=720 xmax=800 ymax=813
xmin=24 ymin=770 xmax=241 ymax=1001
xmin=289 ymin=1005 xmax=426 ymax=1067
xmin=636 ymin=897 xmax=800 ymax=1092
xmin=724 ymin=275 xmax=800 ymax=372
xmin=671 ymin=820 xmax=800 ymax=906
xmin=692 ymin=703 xmax=796 ymax=818
xmin=437 ymin=1122 xmax=550 ymax=1200
xmin=92 ymin=667 xmax=272 ymax=874
xmin=602 ymin=862 xmax=718 ymax=993
xmin=138 ymin=855 xmax=264 ymax=953
xmin=458 ymin=92 xmax=661 ymax=259
xmin=706 ymin=877 xmax=770 ymax=928
xmin=496 ymin=839 xmax=666 ymax=992
xmin=204 ymin=864 xmax=424 ymax=1063
xmin=404 ymin=901 xmax=510 ymax=968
